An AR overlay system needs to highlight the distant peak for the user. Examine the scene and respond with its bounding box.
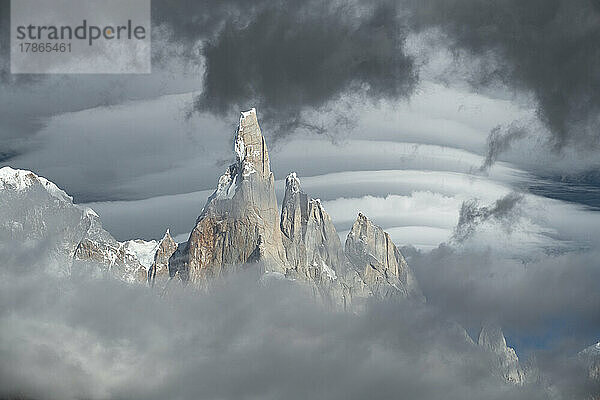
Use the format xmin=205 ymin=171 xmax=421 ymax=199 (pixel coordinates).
xmin=83 ymin=207 xmax=99 ymax=218
xmin=285 ymin=172 xmax=301 ymax=194
xmin=478 ymin=322 xmax=507 ymax=349
xmin=0 ymin=166 xmax=71 ymax=203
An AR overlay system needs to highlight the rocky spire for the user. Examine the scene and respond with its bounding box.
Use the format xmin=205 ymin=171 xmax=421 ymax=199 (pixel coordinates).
xmin=280 ymin=172 xmax=350 ymax=307
xmin=234 ymin=108 xmax=271 ymax=178
xmin=478 ymin=323 xmax=524 ymax=384
xmin=169 ymin=108 xmax=287 ymax=283
xmin=148 ymin=229 xmax=177 ymax=287
xmin=167 ymin=109 xmax=423 ymax=308
xmin=344 ymin=213 xmax=421 ymax=299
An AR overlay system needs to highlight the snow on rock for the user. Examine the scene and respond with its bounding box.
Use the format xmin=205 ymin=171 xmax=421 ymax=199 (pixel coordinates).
xmin=0 ymin=167 xmax=162 ymax=284
xmin=0 ymin=166 xmax=71 ymax=203
xmin=234 ymin=135 xmax=245 ymax=163
xmin=214 ymin=166 xmax=239 ymax=201
xmin=580 ymin=342 xmax=600 ymax=358
xmin=123 ymin=239 xmax=159 ymax=268
xmin=286 ymin=172 xmax=301 ymax=194
xmin=170 ymin=107 xmax=287 ymax=284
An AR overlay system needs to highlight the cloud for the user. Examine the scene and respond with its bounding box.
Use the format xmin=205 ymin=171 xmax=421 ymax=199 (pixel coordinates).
xmin=404 ymin=244 xmax=600 ymax=353
xmin=481 ymin=123 xmax=527 ymax=171
xmin=6 ymin=80 xmax=525 ymax=204
xmin=188 ymin=0 xmax=417 ymax=139
xmin=406 ymin=0 xmax=600 ymax=150
xmin=452 ymin=192 xmax=524 ymax=243
xmin=83 ymin=168 xmax=512 ymax=241
xmin=0 ymin=0 xmax=203 ymax=161
xmin=1 ymin=239 xmax=591 ymax=400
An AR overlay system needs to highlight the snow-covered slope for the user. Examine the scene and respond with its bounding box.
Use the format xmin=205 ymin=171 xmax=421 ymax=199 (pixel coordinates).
xmin=0 ymin=166 xmax=159 ymax=282
xmin=0 ymin=167 xmax=71 ymax=203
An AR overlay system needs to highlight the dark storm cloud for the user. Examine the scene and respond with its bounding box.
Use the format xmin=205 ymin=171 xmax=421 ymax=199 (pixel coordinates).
xmin=153 ymin=0 xmax=417 ymax=140
xmin=452 ymin=192 xmax=524 ymax=242
xmin=4 ymin=0 xmax=600 ymax=153
xmin=406 ymin=0 xmax=600 ymax=150
xmin=481 ymin=123 xmax=527 ymax=171
xmin=1 ymin=240 xmax=592 ymax=400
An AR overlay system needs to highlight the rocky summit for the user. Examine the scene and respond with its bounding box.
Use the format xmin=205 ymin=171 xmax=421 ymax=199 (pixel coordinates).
xmin=0 ymin=166 xmax=157 ymax=282
xmin=0 ymin=110 xmax=423 ymax=309
xmin=0 ymin=109 xmax=538 ymax=388
xmin=478 ymin=323 xmax=524 ymax=384
xmin=168 ymin=108 xmax=287 ymax=284
xmin=166 ymin=108 xmax=421 ymax=309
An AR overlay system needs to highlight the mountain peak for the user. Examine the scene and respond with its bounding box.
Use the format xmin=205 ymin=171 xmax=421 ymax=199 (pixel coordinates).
xmin=0 ymin=166 xmax=71 ymax=203
xmin=285 ymin=172 xmax=301 ymax=194
xmin=234 ymin=107 xmax=271 ymax=178
xmin=170 ymin=108 xmax=287 ymax=282
xmin=478 ymin=322 xmax=507 ymax=350
xmin=477 ymin=322 xmax=524 ymax=384
xmin=345 ymin=212 xmax=421 ymax=299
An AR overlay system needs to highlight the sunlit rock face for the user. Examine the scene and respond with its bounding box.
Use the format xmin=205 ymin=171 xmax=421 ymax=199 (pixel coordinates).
xmin=280 ymin=172 xmax=357 ymax=309
xmin=344 ymin=213 xmax=421 ymax=299
xmin=167 ymin=109 xmax=423 ymax=309
xmin=1 ymin=111 xmax=425 ymax=310
xmin=169 ymin=109 xmax=287 ymax=284
xmin=280 ymin=172 xmax=424 ymax=309
xmin=477 ymin=323 xmax=524 ymax=384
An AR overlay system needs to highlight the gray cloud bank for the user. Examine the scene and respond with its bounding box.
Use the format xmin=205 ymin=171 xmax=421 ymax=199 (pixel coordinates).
xmin=155 ymin=0 xmax=600 ymax=150
xmin=3 ymin=0 xmax=600 ymax=155
xmin=0 ymin=239 xmax=596 ymax=400
xmin=406 ymin=0 xmax=600 ymax=150
xmin=404 ymin=245 xmax=600 ymax=351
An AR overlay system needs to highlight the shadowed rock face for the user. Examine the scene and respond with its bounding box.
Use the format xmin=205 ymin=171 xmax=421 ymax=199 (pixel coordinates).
xmin=169 ymin=109 xmax=287 ymax=283
xmin=345 ymin=213 xmax=421 ymax=299
xmin=280 ymin=172 xmax=357 ymax=309
xmin=148 ymin=230 xmax=177 ymax=286
xmin=281 ymin=172 xmax=346 ymax=276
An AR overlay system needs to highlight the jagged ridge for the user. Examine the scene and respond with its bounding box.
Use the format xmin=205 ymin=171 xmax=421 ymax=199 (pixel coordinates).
xmin=167 ymin=109 xmax=421 ymax=309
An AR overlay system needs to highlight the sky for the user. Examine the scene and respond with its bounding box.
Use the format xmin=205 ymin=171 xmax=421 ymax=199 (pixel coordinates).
xmin=0 ymin=0 xmax=599 ymax=398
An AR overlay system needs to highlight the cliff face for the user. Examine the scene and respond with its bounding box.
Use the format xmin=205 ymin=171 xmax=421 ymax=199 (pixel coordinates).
xmin=345 ymin=213 xmax=421 ymax=299
xmin=169 ymin=109 xmax=287 ymax=283
xmin=0 ymin=167 xmax=157 ymax=282
xmin=167 ymin=108 xmax=422 ymax=308
xmin=281 ymin=172 xmax=360 ymax=309
xmin=148 ymin=230 xmax=177 ymax=286
xmin=281 ymin=173 xmax=346 ymax=277
xmin=1 ymin=110 xmax=424 ymax=309
xmin=478 ymin=323 xmax=524 ymax=384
